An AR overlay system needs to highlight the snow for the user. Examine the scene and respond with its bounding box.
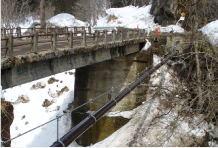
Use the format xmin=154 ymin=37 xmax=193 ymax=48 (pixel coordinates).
xmin=141 ymin=39 xmax=151 ymax=51
xmin=46 ymin=13 xmax=86 ymax=27
xmin=3 ymin=69 xmax=76 ymax=147
xmin=96 ymin=5 xmax=185 ymax=33
xmin=18 ymin=13 xmax=86 ymax=34
xmin=17 ymin=16 xmax=40 ymax=34
xmin=200 ymin=20 xmax=218 ymax=47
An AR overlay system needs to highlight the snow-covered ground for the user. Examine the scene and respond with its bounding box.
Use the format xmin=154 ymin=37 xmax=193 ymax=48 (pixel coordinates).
xmin=2 ymin=70 xmax=76 ymax=147
xmin=96 ymin=5 xmax=185 ymax=33
xmin=200 ymin=20 xmax=218 ymax=47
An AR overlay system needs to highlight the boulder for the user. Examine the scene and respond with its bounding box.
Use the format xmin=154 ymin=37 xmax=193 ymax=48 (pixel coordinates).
xmin=42 ymin=99 xmax=53 ymax=107
xmin=16 ymin=95 xmax=30 ymax=103
xmin=150 ymin=0 xmax=178 ymax=26
xmin=31 ymin=82 xmax=46 ymax=90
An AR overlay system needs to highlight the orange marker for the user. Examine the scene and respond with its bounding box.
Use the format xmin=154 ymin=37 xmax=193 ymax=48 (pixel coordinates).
xmin=156 ymin=27 xmax=161 ymax=35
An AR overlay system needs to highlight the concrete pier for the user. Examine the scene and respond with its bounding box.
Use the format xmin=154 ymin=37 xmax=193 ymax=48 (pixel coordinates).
xmin=73 ymin=49 xmax=153 ymax=146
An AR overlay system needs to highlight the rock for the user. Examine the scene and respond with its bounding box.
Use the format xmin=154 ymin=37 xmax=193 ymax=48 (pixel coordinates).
xmin=68 ymin=72 xmax=75 ymax=75
xmin=48 ymin=77 xmax=59 ymax=84
xmin=150 ymin=0 xmax=218 ymax=30
xmin=21 ymin=115 xmax=26 ymax=120
xmin=42 ymin=99 xmax=53 ymax=107
xmin=150 ymin=0 xmax=178 ymax=26
xmin=25 ymin=122 xmax=29 ymax=125
xmin=48 ymin=89 xmax=58 ymax=98
xmin=57 ymin=86 xmax=69 ymax=96
xmin=31 ymin=82 xmax=46 ymax=90
xmin=16 ymin=95 xmax=30 ymax=103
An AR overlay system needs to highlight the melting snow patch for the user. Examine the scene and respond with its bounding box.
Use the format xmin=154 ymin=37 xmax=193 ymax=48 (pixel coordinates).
xmin=200 ymin=20 xmax=218 ymax=47
xmin=46 ymin=13 xmax=86 ymax=27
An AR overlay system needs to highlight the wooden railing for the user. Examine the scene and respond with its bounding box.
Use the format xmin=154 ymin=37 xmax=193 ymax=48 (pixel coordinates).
xmin=1 ymin=26 xmax=92 ymax=38
xmin=1 ymin=26 xmax=148 ymax=59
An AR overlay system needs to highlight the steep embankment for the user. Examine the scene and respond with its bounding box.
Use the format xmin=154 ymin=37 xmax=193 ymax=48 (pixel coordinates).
xmin=92 ymin=54 xmax=216 ymax=147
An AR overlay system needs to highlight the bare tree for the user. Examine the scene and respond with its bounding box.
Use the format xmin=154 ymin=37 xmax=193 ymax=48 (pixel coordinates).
xmin=1 ymin=0 xmax=31 ymax=28
xmin=40 ymin=0 xmax=46 ymax=28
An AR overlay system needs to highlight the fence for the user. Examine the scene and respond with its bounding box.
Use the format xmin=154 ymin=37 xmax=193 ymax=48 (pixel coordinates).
xmin=1 ymin=26 xmax=149 ymax=58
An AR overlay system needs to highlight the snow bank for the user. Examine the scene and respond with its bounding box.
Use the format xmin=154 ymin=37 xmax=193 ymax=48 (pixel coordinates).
xmin=19 ymin=14 xmax=86 ymax=34
xmin=46 ymin=13 xmax=86 ymax=27
xmin=200 ymin=20 xmax=218 ymax=47
xmin=96 ymin=5 xmax=184 ymax=33
xmin=3 ymin=70 xmax=76 ymax=147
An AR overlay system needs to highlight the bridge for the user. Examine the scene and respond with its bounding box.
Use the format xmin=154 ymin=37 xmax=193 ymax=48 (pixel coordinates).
xmin=1 ymin=26 xmax=189 ymax=89
xmin=1 ymin=26 xmax=192 ymax=146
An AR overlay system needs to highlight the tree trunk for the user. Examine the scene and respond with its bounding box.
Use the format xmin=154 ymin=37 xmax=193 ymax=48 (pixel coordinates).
xmin=194 ymin=41 xmax=203 ymax=108
xmin=40 ymin=0 xmax=46 ymax=28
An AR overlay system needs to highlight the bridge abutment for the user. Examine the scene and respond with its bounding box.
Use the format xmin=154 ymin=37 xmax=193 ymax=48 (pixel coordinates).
xmin=73 ymin=49 xmax=153 ymax=146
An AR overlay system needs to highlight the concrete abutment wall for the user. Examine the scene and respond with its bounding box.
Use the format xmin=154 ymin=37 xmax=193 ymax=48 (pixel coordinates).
xmin=73 ymin=49 xmax=153 ymax=146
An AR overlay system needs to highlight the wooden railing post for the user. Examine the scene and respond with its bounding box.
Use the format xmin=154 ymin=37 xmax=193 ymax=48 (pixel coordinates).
xmin=94 ymin=31 xmax=99 ymax=45
xmin=68 ymin=31 xmax=73 ymax=48
xmin=55 ymin=26 xmax=59 ymax=34
xmin=45 ymin=26 xmax=49 ymax=38
xmin=46 ymin=26 xmax=48 ymax=34
xmin=2 ymin=27 xmax=6 ymax=38
xmin=82 ymin=27 xmax=85 ymax=32
xmin=143 ymin=29 xmax=146 ymax=37
xmin=33 ymin=26 xmax=36 ymax=34
xmin=81 ymin=30 xmax=86 ymax=46
xmin=10 ymin=28 xmax=13 ymax=36
xmin=31 ymin=32 xmax=38 ymax=53
xmin=133 ymin=30 xmax=136 ymax=39
xmin=112 ymin=29 xmax=116 ymax=42
xmin=126 ymin=29 xmax=130 ymax=40
xmin=103 ymin=30 xmax=108 ymax=44
xmin=88 ymin=26 xmax=91 ymax=34
xmin=119 ymin=30 xmax=123 ymax=41
xmin=16 ymin=27 xmax=21 ymax=38
xmin=65 ymin=26 xmax=68 ymax=37
xmin=137 ymin=30 xmax=140 ymax=39
xmin=65 ymin=26 xmax=68 ymax=33
xmin=52 ymin=32 xmax=57 ymax=51
xmin=74 ymin=27 xmax=77 ymax=36
xmin=6 ymin=36 xmax=13 ymax=58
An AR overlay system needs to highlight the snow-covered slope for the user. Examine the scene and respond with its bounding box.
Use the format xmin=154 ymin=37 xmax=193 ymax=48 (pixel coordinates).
xmin=200 ymin=20 xmax=218 ymax=47
xmin=92 ymin=55 xmax=210 ymax=147
xmin=3 ymin=70 xmax=76 ymax=147
xmin=96 ymin=5 xmax=185 ymax=33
